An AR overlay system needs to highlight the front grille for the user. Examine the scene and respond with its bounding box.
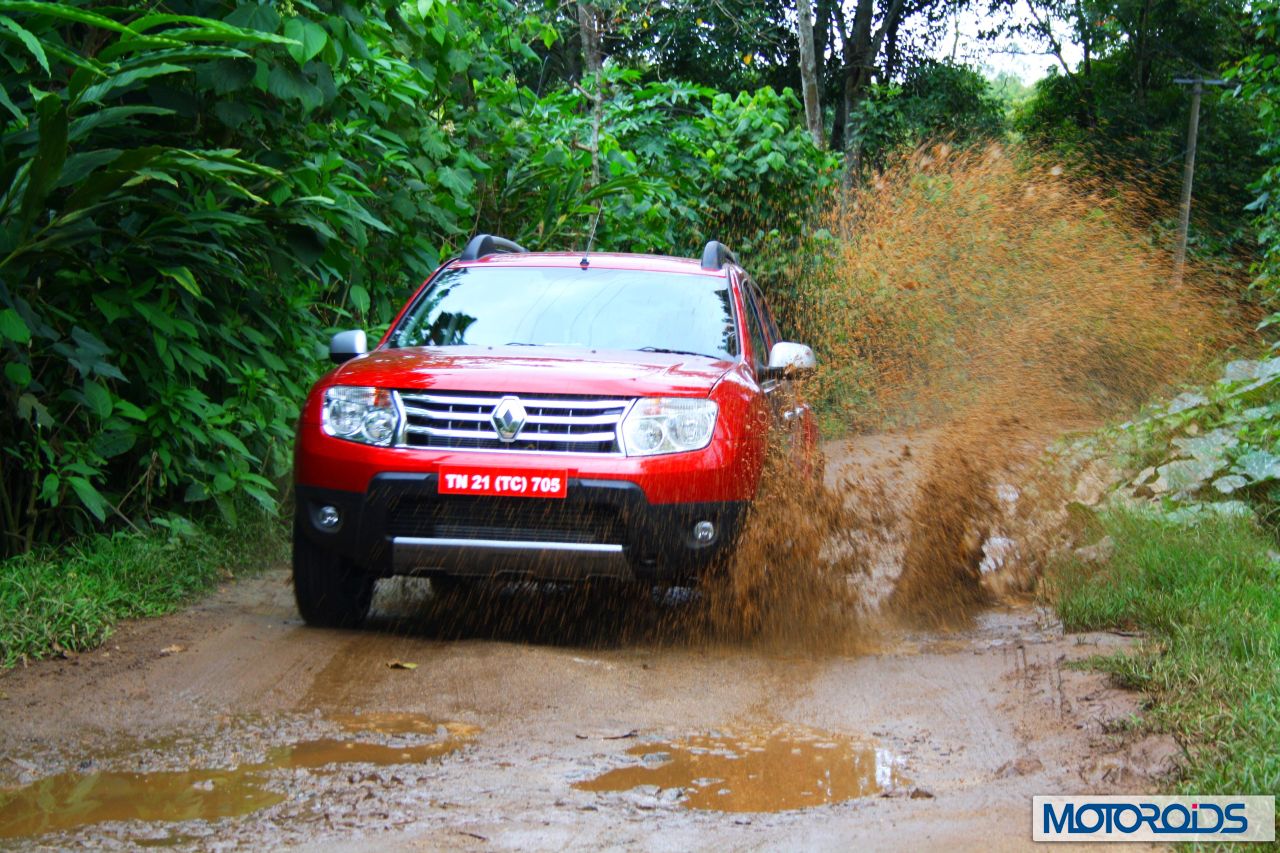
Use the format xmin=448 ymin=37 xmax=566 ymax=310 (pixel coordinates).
xmin=386 ymin=495 xmax=625 ymax=545
xmin=398 ymin=391 xmax=629 ymax=454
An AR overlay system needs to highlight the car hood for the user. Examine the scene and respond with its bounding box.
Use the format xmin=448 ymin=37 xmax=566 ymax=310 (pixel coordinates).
xmin=327 ymin=345 xmax=735 ymax=398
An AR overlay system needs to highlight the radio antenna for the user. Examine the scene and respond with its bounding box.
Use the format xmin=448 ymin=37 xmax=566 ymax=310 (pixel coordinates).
xmin=584 ymin=207 xmax=602 ymax=255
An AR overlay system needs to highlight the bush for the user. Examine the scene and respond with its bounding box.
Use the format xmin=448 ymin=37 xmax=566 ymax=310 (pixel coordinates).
xmin=0 ymin=508 xmax=285 ymax=667
xmin=844 ymin=61 xmax=1006 ymax=177
xmin=0 ymin=2 xmax=836 ymax=556
xmin=1231 ymin=0 xmax=1280 ymax=300
xmin=1051 ymin=509 xmax=1280 ymax=794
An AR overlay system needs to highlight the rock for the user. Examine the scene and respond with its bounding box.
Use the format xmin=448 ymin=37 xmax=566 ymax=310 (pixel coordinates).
xmin=1154 ymin=457 xmax=1224 ymax=495
xmin=1129 ymin=466 xmax=1157 ymax=498
xmin=1072 ymin=461 xmax=1115 ymax=506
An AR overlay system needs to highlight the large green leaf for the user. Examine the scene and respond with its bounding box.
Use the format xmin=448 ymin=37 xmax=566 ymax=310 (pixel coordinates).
xmin=67 ymin=476 xmax=108 ymax=522
xmin=266 ymin=65 xmax=322 ymax=111
xmin=284 ymin=17 xmax=328 ymax=65
xmin=223 ymin=4 xmax=281 ymax=35
xmin=78 ymin=63 xmax=191 ymax=104
xmin=1234 ymin=450 xmax=1280 ymax=483
xmin=0 ymin=79 xmax=21 ymax=120
xmin=19 ymin=93 xmax=67 ymax=231
xmin=129 ymin=13 xmax=294 ymax=45
xmin=81 ymin=379 xmax=113 ymax=420
xmin=4 ymin=360 xmax=31 ymax=388
xmin=160 ymin=266 xmax=202 ymax=299
xmin=0 ymin=2 xmax=136 ymax=35
xmin=0 ymin=308 xmax=30 ymax=343
xmin=54 ymin=149 xmax=122 ymax=187
xmin=108 ymin=45 xmax=250 ymax=70
xmin=0 ymin=13 xmax=46 ymax=73
xmin=67 ymin=106 xmax=173 ymax=142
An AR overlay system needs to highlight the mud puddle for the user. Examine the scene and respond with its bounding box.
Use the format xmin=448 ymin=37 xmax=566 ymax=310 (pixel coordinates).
xmin=0 ymin=713 xmax=476 ymax=840
xmin=575 ymin=725 xmax=906 ymax=812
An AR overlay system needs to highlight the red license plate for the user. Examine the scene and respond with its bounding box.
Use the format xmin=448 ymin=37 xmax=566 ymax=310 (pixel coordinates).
xmin=437 ymin=465 xmax=568 ymax=499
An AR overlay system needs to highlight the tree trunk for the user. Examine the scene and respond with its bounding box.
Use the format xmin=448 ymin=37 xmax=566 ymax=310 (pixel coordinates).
xmin=835 ymin=0 xmax=907 ymax=183
xmin=813 ymin=0 xmax=834 ymax=84
xmin=577 ymin=2 xmax=603 ymax=76
xmin=796 ymin=0 xmax=825 ymax=147
xmin=834 ymin=0 xmax=874 ymax=180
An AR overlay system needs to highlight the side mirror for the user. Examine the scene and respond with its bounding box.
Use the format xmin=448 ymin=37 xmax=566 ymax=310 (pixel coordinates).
xmin=767 ymin=341 xmax=817 ymax=374
xmin=330 ymin=329 xmax=368 ymax=364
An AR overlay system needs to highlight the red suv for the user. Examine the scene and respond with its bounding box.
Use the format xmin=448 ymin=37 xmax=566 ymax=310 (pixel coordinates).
xmin=292 ymin=236 xmax=817 ymax=626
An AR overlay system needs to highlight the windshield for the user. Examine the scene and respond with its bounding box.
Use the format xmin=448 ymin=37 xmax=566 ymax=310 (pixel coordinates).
xmin=390 ymin=266 xmax=739 ymax=360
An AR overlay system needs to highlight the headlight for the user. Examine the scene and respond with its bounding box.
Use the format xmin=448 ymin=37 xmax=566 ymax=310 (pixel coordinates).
xmin=621 ymin=398 xmax=717 ymax=456
xmin=322 ymin=386 xmax=399 ymax=446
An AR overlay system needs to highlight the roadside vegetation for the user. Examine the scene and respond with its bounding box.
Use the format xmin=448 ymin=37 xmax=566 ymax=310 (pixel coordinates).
xmin=0 ymin=510 xmax=285 ymax=667
xmin=1047 ymin=352 xmax=1280 ymax=796
xmin=1051 ymin=510 xmax=1280 ymax=795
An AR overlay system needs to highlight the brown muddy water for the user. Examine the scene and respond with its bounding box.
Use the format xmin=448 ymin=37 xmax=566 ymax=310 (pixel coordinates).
xmin=0 ymin=714 xmax=475 ymax=839
xmin=575 ymin=726 xmax=906 ymax=812
xmin=0 ymin=549 xmax=1182 ymax=850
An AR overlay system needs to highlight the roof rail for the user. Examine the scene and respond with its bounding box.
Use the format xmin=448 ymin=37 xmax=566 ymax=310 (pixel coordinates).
xmin=460 ymin=234 xmax=528 ymax=261
xmin=700 ymin=240 xmax=738 ymax=271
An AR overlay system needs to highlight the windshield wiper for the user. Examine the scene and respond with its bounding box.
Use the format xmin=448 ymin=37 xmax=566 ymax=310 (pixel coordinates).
xmin=637 ymin=346 xmax=715 ymax=358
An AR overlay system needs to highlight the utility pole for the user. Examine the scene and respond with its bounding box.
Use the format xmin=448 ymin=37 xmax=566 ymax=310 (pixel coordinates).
xmin=1172 ymin=77 xmax=1228 ymax=284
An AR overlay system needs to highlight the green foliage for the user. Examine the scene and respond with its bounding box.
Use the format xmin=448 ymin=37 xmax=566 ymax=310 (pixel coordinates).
xmin=1085 ymin=355 xmax=1280 ymax=521
xmin=0 ymin=2 xmax=835 ymax=556
xmin=479 ymin=70 xmax=836 ymax=298
xmin=845 ymin=61 xmax=1006 ymax=174
xmin=0 ymin=506 xmax=285 ymax=667
xmin=538 ymin=0 xmax=800 ymax=96
xmin=987 ymin=71 xmax=1033 ymax=118
xmin=0 ymin=0 xmax=545 ymax=553
xmin=1231 ymin=0 xmax=1280 ymax=299
xmin=1058 ymin=348 xmax=1280 ymax=799
xmin=1012 ymin=0 xmax=1265 ymax=248
xmin=1050 ymin=509 xmax=1280 ymax=795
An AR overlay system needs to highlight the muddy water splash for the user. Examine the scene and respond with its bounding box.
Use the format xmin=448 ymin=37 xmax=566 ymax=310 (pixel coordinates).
xmin=0 ymin=715 xmax=476 ymax=839
xmin=740 ymin=142 xmax=1236 ymax=629
xmin=699 ymin=436 xmax=879 ymax=648
xmin=576 ymin=725 xmax=906 ymax=812
xmin=824 ymin=145 xmax=1234 ymax=624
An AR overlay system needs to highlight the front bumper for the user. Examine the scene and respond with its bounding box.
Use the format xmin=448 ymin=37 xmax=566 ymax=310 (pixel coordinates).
xmin=296 ymin=473 xmax=747 ymax=584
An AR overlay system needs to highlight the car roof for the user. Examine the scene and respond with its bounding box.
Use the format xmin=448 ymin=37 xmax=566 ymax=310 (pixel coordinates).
xmin=451 ymin=252 xmax=730 ymax=278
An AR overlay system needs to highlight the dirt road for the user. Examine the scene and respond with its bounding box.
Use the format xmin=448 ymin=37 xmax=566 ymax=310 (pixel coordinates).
xmin=0 ymin=437 xmax=1176 ymax=850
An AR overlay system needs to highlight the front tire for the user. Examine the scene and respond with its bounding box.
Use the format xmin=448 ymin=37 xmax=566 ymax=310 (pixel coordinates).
xmin=428 ymin=574 xmax=476 ymax=598
xmin=292 ymin=517 xmax=374 ymax=628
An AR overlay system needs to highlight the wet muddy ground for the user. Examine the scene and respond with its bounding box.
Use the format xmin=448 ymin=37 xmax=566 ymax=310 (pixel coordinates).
xmin=0 ymin=437 xmax=1176 ymax=851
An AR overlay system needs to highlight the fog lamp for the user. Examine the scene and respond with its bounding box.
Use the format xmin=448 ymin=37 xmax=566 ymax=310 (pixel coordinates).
xmin=317 ymin=505 xmax=341 ymax=530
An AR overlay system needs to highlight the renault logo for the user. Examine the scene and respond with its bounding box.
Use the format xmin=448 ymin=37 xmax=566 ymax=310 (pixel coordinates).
xmin=490 ymin=396 xmax=527 ymax=442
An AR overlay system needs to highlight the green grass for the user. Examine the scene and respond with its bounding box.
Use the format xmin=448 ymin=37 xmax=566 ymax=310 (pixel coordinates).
xmin=0 ymin=513 xmax=287 ymax=668
xmin=1050 ymin=509 xmax=1280 ymax=797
